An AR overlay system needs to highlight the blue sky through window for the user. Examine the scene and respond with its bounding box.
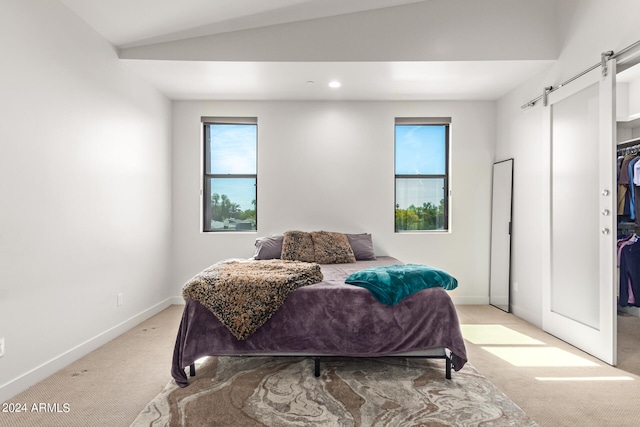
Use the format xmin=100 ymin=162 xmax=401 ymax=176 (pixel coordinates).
xmin=208 ymin=124 xmax=257 ymax=211
xmin=395 ymin=125 xmax=446 ymax=208
xmin=395 ymin=125 xmax=446 ymax=175
xmin=208 ymin=124 xmax=257 ymax=174
xmin=206 ymin=123 xmax=445 ymax=212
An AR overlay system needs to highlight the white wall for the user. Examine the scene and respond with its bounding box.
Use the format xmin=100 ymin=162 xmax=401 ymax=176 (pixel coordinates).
xmin=172 ymin=100 xmax=495 ymax=305
xmin=495 ymin=0 xmax=640 ymax=326
xmin=0 ymin=0 xmax=172 ymax=401
xmin=627 ymin=79 xmax=640 ymax=121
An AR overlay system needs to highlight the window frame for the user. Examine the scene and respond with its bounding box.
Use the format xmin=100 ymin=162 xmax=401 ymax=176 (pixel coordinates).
xmin=394 ymin=117 xmax=451 ymax=232
xmin=201 ymin=116 xmax=258 ymax=233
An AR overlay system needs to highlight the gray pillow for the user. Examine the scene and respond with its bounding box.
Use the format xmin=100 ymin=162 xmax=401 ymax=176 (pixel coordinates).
xmin=346 ymin=233 xmax=376 ymax=260
xmin=253 ymin=235 xmax=283 ymax=260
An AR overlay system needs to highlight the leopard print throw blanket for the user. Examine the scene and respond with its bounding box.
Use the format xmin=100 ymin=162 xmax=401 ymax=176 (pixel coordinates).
xmin=182 ymin=259 xmax=323 ymax=340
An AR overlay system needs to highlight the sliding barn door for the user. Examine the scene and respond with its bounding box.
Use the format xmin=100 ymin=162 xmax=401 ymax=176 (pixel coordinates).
xmin=542 ymin=60 xmax=617 ymax=364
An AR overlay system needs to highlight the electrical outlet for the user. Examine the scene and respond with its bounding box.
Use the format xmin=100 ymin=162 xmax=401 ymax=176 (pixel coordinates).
xmin=117 ymin=293 xmax=123 ymax=307
xmin=0 ymin=337 xmax=5 ymax=358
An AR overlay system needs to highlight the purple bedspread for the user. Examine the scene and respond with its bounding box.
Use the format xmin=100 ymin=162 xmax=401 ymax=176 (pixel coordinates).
xmin=171 ymin=257 xmax=467 ymax=387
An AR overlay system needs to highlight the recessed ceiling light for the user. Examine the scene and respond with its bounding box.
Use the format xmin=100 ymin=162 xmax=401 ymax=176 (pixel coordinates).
xmin=328 ymin=81 xmax=341 ymax=88
xmin=306 ymin=80 xmax=315 ymax=85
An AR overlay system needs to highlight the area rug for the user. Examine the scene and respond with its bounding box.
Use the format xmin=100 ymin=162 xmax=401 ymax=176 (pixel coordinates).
xmin=132 ymin=356 xmax=537 ymax=427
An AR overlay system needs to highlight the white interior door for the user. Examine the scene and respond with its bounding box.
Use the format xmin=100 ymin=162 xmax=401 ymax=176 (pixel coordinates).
xmin=542 ymin=60 xmax=617 ymax=364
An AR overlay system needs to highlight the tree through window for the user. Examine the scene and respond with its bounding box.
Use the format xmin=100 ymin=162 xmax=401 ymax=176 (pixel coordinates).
xmin=394 ymin=118 xmax=450 ymax=231
xmin=202 ymin=117 xmax=257 ymax=232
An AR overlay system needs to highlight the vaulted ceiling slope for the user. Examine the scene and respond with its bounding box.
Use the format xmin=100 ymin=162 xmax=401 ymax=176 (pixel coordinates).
xmin=61 ymin=0 xmax=561 ymax=100
xmin=60 ymin=0 xmax=428 ymax=48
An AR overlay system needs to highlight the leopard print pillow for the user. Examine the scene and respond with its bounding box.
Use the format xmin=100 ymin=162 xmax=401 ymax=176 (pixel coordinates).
xmin=281 ymin=230 xmax=316 ymax=262
xmin=311 ymin=231 xmax=356 ymax=264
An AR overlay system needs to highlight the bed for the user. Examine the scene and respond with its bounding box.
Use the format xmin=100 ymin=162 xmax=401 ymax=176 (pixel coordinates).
xmin=171 ymin=232 xmax=468 ymax=387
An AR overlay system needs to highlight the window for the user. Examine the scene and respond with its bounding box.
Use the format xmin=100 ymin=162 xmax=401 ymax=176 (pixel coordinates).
xmin=394 ymin=117 xmax=450 ymax=231
xmin=202 ymin=117 xmax=257 ymax=232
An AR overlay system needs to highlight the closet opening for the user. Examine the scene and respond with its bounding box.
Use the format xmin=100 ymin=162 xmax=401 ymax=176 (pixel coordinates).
xmin=615 ymin=58 xmax=640 ymax=377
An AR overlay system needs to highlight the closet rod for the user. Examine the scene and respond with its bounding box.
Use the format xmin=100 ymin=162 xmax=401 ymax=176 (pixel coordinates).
xmin=520 ymin=38 xmax=640 ymax=109
xmin=617 ymin=137 xmax=640 ymax=150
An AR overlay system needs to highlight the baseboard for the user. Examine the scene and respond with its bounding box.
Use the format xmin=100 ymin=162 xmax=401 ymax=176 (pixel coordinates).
xmin=510 ymin=304 xmax=541 ymax=328
xmin=451 ymin=296 xmax=490 ymax=305
xmin=0 ymin=297 xmax=174 ymax=403
xmin=170 ymin=295 xmax=185 ymax=305
xmin=618 ymin=305 xmax=640 ymax=317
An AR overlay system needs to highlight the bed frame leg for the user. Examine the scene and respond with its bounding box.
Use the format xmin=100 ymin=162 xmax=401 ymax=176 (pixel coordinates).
xmin=314 ymin=357 xmax=320 ymax=377
xmin=445 ymin=357 xmax=451 ymax=379
xmin=189 ymin=363 xmax=196 ymax=377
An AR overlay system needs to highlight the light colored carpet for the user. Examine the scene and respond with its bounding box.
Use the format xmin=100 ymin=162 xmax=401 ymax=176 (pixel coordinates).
xmin=457 ymin=305 xmax=640 ymax=427
xmin=617 ymin=311 xmax=640 ymax=375
xmin=132 ymin=356 xmax=536 ymax=427
xmin=3 ymin=305 xmax=640 ymax=427
xmin=0 ymin=306 xmax=184 ymax=427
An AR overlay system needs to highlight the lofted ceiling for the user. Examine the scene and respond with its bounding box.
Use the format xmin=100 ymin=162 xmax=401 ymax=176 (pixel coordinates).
xmin=60 ymin=0 xmax=560 ymax=101
xmin=60 ymin=0 xmax=427 ymax=47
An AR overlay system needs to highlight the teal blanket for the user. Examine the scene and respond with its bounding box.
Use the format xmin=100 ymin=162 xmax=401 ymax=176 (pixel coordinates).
xmin=345 ymin=264 xmax=457 ymax=305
